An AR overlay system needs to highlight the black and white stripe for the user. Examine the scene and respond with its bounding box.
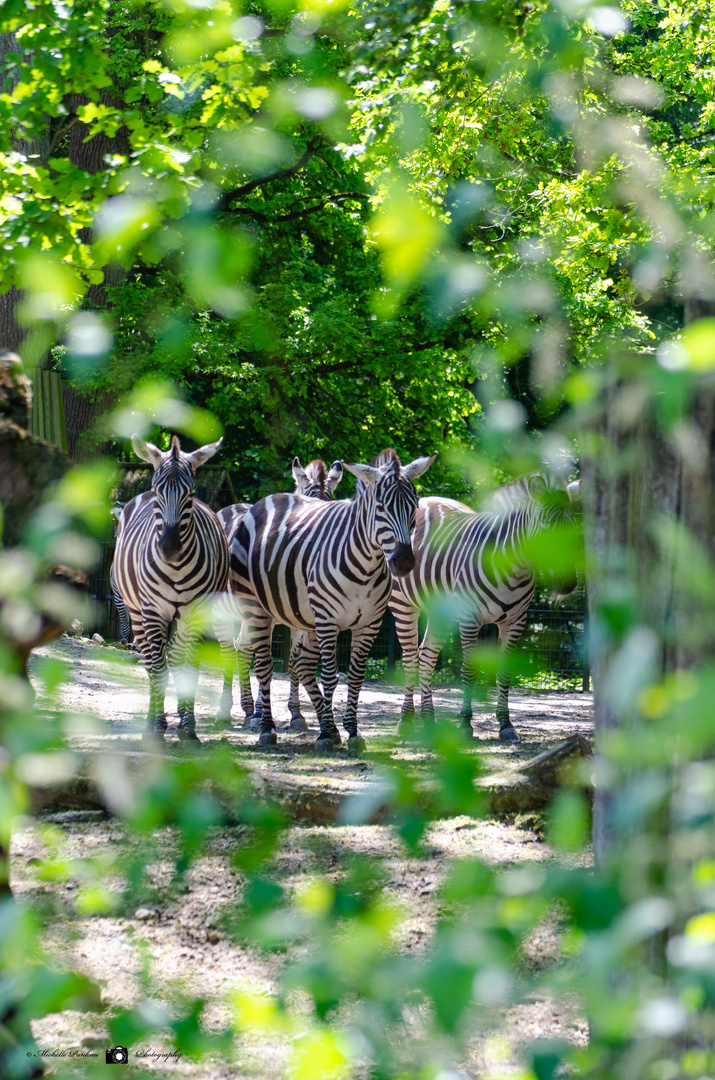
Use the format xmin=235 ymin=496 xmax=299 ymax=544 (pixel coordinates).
xmin=390 ymin=475 xmax=578 ymax=742
xmin=214 ymin=457 xmax=343 ymax=728
xmin=112 ymin=435 xmax=229 ymax=743
xmin=229 ymin=448 xmax=436 ymax=752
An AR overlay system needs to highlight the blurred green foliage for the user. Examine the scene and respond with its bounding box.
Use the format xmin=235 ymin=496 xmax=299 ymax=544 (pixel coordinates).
xmin=2 ymin=0 xmax=715 ymax=1078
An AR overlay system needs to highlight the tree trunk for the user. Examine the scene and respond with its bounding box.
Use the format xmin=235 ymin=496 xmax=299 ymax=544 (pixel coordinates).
xmin=583 ymin=308 xmax=715 ymax=863
xmin=60 ymin=88 xmax=130 ymax=454
xmin=0 ymin=35 xmax=51 ymax=360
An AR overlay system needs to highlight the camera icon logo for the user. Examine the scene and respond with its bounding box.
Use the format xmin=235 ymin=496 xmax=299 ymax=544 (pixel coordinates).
xmin=105 ymin=1046 xmax=128 ymax=1064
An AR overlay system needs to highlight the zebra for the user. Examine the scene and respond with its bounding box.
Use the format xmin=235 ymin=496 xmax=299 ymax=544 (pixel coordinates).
xmin=112 ymin=434 xmax=229 ymax=744
xmin=214 ymin=457 xmax=343 ymax=729
xmin=229 ymin=448 xmax=437 ymax=753
xmin=390 ymin=474 xmax=579 ymax=743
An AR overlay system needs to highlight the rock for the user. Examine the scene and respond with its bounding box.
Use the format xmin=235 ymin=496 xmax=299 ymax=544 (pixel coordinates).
xmin=91 ymin=633 xmax=105 ymax=645
xmin=67 ymin=620 xmax=84 ymax=637
xmin=207 ymin=929 xmax=221 ymax=944
xmin=135 ymin=907 xmax=155 ymax=921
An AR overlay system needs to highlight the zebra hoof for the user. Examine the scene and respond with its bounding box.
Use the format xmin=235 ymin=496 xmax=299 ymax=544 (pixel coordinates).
xmin=347 ymin=735 xmax=366 ymax=756
xmin=458 ymin=722 xmax=475 ymax=740
xmin=498 ymin=723 xmax=519 ymax=743
xmin=214 ymin=715 xmax=234 ymax=730
xmin=178 ymin=733 xmax=202 ymax=749
xmin=287 ymin=716 xmax=309 ymax=734
xmin=314 ymin=736 xmax=337 ymax=755
xmin=258 ymin=730 xmax=278 ymax=747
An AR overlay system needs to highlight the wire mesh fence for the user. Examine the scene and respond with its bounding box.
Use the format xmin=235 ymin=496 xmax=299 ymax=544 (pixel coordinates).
xmin=88 ymin=532 xmax=589 ymax=692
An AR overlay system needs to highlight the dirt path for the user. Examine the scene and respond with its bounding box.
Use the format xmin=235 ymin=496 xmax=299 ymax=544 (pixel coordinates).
xmin=14 ymin=638 xmax=594 ymax=1077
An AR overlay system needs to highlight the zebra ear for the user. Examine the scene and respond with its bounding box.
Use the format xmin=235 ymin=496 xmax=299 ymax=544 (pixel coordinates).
xmin=185 ymin=437 xmax=223 ymax=472
xmin=342 ymin=461 xmax=380 ymax=485
xmin=131 ymin=435 xmax=163 ymax=468
xmin=325 ymin=460 xmax=343 ymax=494
xmin=402 ymin=452 xmax=438 ymax=481
xmin=566 ymin=479 xmax=581 ymax=503
xmin=292 ymin=457 xmax=308 ymax=489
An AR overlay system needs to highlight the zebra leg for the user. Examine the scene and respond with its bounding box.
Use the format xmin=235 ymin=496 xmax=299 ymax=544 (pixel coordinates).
xmin=314 ymin=622 xmax=342 ymax=754
xmin=136 ymin=615 xmax=170 ymax=742
xmin=392 ymin=601 xmax=419 ymax=738
xmin=496 ymin=621 xmax=522 ymax=743
xmin=458 ymin=620 xmax=482 ymax=739
xmin=239 ymin=611 xmax=278 ymax=747
xmin=170 ymin=610 xmax=203 ymax=745
xmin=301 ymin=644 xmax=326 ymax=725
xmin=285 ymin=630 xmax=315 ymax=733
xmin=249 ymin=622 xmax=276 ymax=730
xmin=418 ymin=622 xmax=448 ymax=727
xmin=231 ymin=633 xmax=263 ymax=731
xmin=213 ymin=593 xmax=241 ymax=726
xmin=341 ymin=616 xmax=383 ymax=754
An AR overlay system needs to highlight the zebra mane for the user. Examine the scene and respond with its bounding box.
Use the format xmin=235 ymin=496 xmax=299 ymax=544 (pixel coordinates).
xmin=304 ymin=459 xmax=327 ymax=488
xmin=369 ymin=448 xmax=400 ymax=470
xmin=483 ymin=476 xmax=531 ymax=512
xmin=354 ymin=448 xmax=401 ymax=499
xmin=482 ymin=472 xmax=571 ymax=517
xmin=151 ymin=435 xmax=190 ymax=489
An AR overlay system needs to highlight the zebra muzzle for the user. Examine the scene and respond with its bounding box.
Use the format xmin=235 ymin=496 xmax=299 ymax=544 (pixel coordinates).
xmin=388 ymin=542 xmax=415 ymax=577
xmin=158 ymin=526 xmax=183 ymax=561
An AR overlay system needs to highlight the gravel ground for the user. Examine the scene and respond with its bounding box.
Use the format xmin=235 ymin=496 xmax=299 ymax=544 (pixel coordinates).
xmin=14 ymin=637 xmax=594 ymax=1078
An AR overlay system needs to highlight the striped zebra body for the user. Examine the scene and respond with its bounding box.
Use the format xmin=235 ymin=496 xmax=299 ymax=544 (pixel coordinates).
xmin=229 ymin=448 xmax=436 ymax=752
xmin=390 ymin=476 xmax=578 ymax=742
xmin=215 ymin=458 xmax=343 ymax=729
xmin=112 ymin=435 xmax=229 ymax=744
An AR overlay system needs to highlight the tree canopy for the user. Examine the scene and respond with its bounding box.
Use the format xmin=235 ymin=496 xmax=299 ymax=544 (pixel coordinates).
xmin=2 ymin=1 xmax=714 ymax=491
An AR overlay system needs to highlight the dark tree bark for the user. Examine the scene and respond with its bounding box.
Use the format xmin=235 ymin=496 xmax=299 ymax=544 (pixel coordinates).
xmin=583 ymin=297 xmax=715 ymax=864
xmin=59 ymin=86 xmax=130 ymax=454
xmin=68 ymin=90 xmax=130 ymax=310
xmin=0 ymin=35 xmax=51 ymax=357
xmin=62 ymin=383 xmax=115 ymax=460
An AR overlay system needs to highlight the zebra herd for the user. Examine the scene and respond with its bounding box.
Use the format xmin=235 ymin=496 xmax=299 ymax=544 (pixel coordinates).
xmin=111 ymin=435 xmax=579 ymax=752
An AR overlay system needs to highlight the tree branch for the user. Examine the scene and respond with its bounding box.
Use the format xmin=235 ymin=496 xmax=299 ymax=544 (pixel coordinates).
xmin=273 ymin=191 xmax=370 ymax=222
xmin=45 ymin=114 xmax=80 ymax=160
xmin=217 ymin=136 xmax=325 ymax=211
xmin=223 ymin=191 xmax=370 ymax=224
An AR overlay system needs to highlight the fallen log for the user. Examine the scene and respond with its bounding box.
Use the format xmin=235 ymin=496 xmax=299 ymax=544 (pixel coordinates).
xmin=480 ymin=734 xmax=594 ymax=817
xmin=24 ymin=735 xmax=594 ymax=825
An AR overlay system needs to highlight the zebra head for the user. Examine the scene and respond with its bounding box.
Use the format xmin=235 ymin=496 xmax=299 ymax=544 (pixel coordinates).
xmin=291 ymin=458 xmax=343 ymax=500
xmin=343 ymin=448 xmax=437 ymax=577
xmin=132 ymin=434 xmax=223 ymax=562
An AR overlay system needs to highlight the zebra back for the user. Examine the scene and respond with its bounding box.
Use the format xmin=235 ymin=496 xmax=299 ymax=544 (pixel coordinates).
xmin=394 ymin=473 xmax=577 ymax=625
xmin=230 ymin=449 xmax=436 ymax=629
xmin=217 ymin=457 xmax=342 ymax=550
